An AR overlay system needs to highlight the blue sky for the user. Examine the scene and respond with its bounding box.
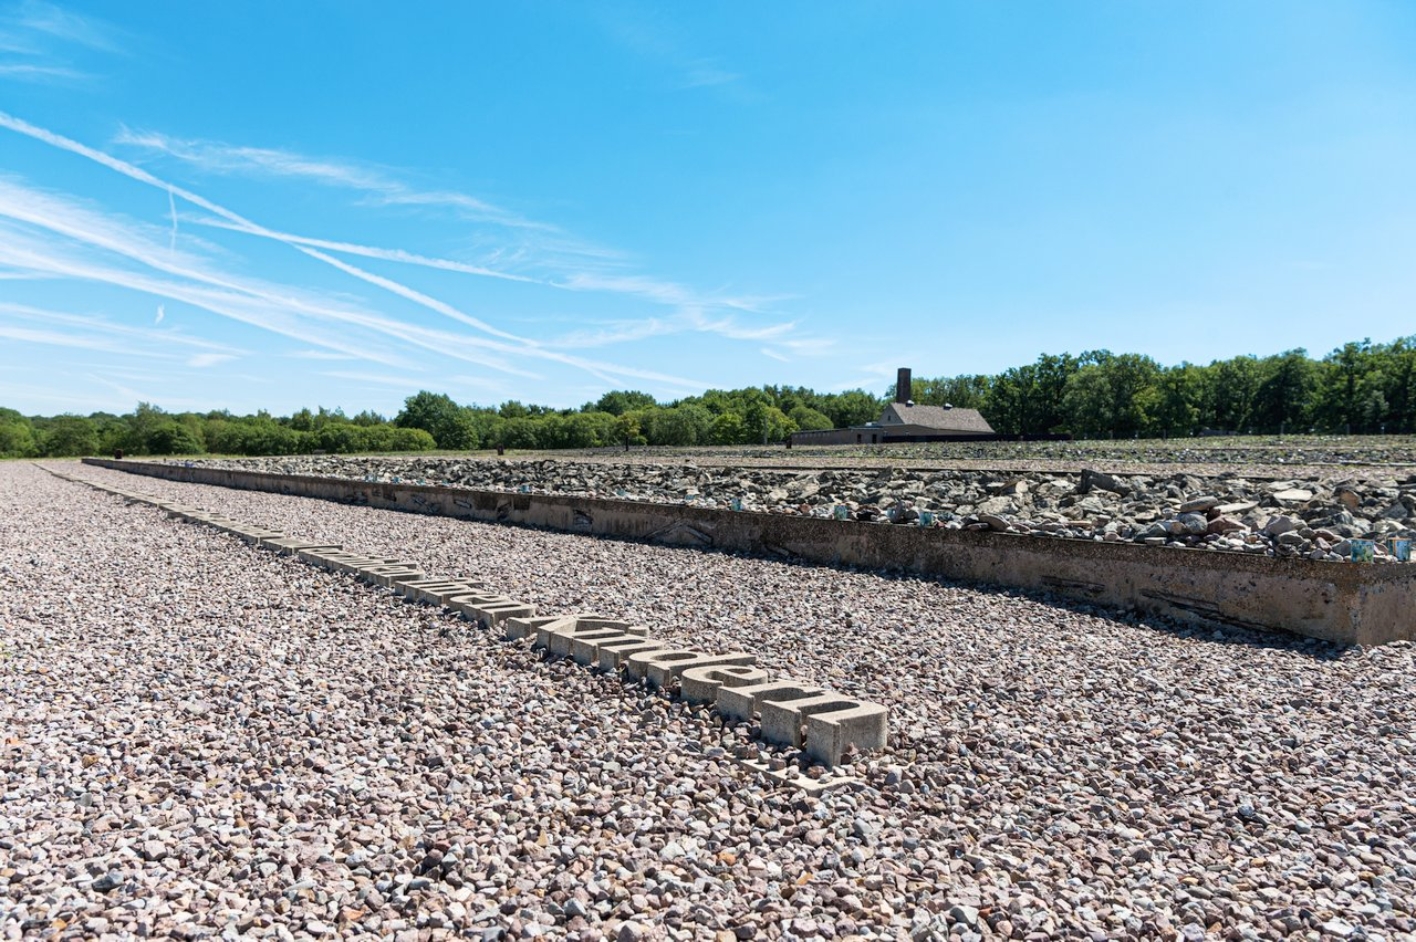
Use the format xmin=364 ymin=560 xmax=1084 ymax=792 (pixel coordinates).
xmin=2 ymin=1 xmax=1414 ymax=417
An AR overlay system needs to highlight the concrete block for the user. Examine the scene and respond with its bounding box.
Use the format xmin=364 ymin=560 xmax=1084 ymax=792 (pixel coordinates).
xmin=464 ymin=600 xmax=536 ymax=629
xmin=502 ymin=615 xmax=568 ymax=641
xmin=570 ymin=632 xmax=658 ymax=668
xmin=680 ymin=665 xmax=771 ymax=705
xmin=260 ymin=536 xmax=343 ymax=555
xmin=759 ymin=693 xmax=889 ymax=766
xmin=357 ymin=564 xmax=426 ymax=587
xmin=393 ymin=578 xmax=486 ymax=605
xmin=626 ymin=649 xmax=757 ymax=688
xmin=298 ymin=552 xmax=355 ymax=570
xmin=318 ymin=553 xmax=402 ymax=573
xmin=802 ymin=700 xmax=889 ymax=767
xmin=296 ymin=548 xmax=357 ymax=566
xmin=548 ymin=624 xmax=643 ymax=658
xmin=234 ymin=529 xmax=285 ymax=545
xmin=537 ymin=616 xmax=648 ymax=657
xmin=593 ymin=638 xmax=668 ymax=671
xmin=446 ymin=592 xmax=515 ymax=618
xmin=716 ymin=681 xmax=824 ymax=724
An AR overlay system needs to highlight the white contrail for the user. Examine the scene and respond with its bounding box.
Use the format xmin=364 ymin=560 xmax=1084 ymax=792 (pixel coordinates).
xmin=193 ymin=215 xmax=537 ymax=284
xmin=167 ymin=186 xmax=177 ymax=252
xmin=154 ymin=303 xmax=164 ymax=324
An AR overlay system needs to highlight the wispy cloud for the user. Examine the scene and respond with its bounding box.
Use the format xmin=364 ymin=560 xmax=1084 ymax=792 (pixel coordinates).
xmin=0 ymin=62 xmax=83 ymax=80
xmin=115 ymin=129 xmax=554 ymax=233
xmin=0 ymin=1 xmax=123 ymax=87
xmin=13 ymin=1 xmax=123 ymax=53
xmin=602 ymin=12 xmax=746 ymax=95
xmin=681 ymin=66 xmax=740 ymax=90
xmin=760 ymin=347 xmax=790 ymax=362
xmin=0 ymin=300 xmax=242 ymax=360
xmin=186 ymin=214 xmax=537 ymax=284
xmin=543 ymin=309 xmax=801 ymax=350
xmin=187 ymin=353 xmax=236 ymax=368
xmin=286 ymin=349 xmax=356 ymax=361
xmin=320 ymin=370 xmax=429 ymax=389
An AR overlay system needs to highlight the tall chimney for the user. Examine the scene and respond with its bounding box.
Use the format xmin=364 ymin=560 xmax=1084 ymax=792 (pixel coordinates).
xmin=896 ymin=367 xmax=912 ymax=404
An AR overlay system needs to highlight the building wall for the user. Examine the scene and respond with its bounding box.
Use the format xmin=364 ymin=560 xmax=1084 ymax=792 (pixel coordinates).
xmin=790 ymin=428 xmax=884 ymax=446
xmin=789 ymin=425 xmax=995 ymax=446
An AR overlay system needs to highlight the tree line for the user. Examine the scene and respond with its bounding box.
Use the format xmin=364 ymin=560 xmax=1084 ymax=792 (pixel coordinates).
xmin=2 ymin=335 xmax=1413 ymax=458
xmin=904 ymin=337 xmax=1416 ymax=438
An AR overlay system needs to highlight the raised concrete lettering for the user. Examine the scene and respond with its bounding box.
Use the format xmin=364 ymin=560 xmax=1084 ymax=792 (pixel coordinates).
xmin=536 ymin=616 xmax=648 ymax=657
xmin=357 ymin=564 xmax=426 ymax=587
xmin=626 ymin=649 xmax=757 ymax=688
xmin=231 ymin=527 xmax=285 ymax=545
xmin=463 ymin=599 xmax=536 ymax=629
xmin=759 ymin=693 xmax=889 ymax=766
xmin=260 ymin=537 xmax=343 ymax=555
xmin=393 ymin=577 xmax=487 ymax=606
xmin=310 ymin=553 xmax=403 ymax=573
xmin=680 ymin=664 xmax=771 ymax=705
xmin=569 ymin=631 xmax=653 ymax=668
xmin=716 ymin=680 xmax=824 ymax=724
xmin=502 ymin=614 xmax=568 ymax=641
xmin=593 ymin=637 xmax=667 ymax=671
xmin=800 ymin=700 xmax=890 ymax=767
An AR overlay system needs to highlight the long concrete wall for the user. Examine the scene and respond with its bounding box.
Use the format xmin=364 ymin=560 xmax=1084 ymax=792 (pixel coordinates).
xmin=83 ymin=458 xmax=1416 ymax=646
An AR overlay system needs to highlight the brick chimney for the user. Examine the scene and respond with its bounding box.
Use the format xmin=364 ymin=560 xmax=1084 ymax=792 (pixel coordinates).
xmin=895 ymin=367 xmax=912 ymax=404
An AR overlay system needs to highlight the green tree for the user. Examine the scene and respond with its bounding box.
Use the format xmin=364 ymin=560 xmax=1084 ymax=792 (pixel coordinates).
xmin=146 ymin=421 xmax=205 ymax=455
xmin=710 ymin=412 xmax=748 ymax=445
xmin=0 ymin=410 xmax=37 ymax=458
xmin=1253 ymin=350 xmax=1317 ymax=433
xmin=288 ymin=407 xmax=316 ymax=432
xmin=1060 ymin=352 xmax=1160 ymax=438
xmin=1153 ymin=364 xmax=1203 ymax=437
xmin=589 ymin=390 xmax=657 ymax=416
xmin=615 ymin=413 xmax=644 ymax=447
xmin=787 ymin=404 xmax=833 ymax=432
xmin=497 ymin=417 xmax=543 ymax=449
xmin=395 ymin=391 xmax=478 ymax=449
xmin=652 ymin=405 xmax=714 ymax=445
xmin=39 ymin=415 xmax=99 ymax=456
xmin=1206 ymin=356 xmax=1262 ymax=432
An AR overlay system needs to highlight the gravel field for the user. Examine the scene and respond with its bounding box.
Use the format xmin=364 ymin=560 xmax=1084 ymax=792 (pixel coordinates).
xmin=4 ymin=460 xmax=1416 ymax=941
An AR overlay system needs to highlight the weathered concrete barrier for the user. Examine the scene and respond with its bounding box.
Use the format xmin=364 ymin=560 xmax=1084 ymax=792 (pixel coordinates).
xmin=81 ymin=459 xmax=1416 ymax=645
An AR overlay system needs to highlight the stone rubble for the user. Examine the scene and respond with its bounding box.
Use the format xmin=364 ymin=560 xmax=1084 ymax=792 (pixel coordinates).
xmin=3 ymin=460 xmax=1415 ymax=941
xmin=172 ymin=456 xmax=1416 ymax=563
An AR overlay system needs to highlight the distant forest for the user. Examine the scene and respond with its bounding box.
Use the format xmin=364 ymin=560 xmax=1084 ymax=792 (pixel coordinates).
xmin=3 ymin=336 xmax=1414 ymax=458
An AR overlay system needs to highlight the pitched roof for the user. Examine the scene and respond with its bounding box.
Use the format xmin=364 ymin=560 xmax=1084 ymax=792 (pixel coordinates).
xmin=879 ymin=402 xmax=995 ymax=434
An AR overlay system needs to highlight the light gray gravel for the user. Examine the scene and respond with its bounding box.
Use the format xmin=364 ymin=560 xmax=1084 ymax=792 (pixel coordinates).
xmin=4 ymin=460 xmax=1416 ymax=941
